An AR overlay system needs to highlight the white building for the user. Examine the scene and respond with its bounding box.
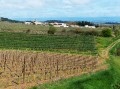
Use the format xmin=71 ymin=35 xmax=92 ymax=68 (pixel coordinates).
xmin=85 ymin=25 xmax=96 ymax=28
xmin=24 ymin=21 xmax=44 ymax=25
xmin=24 ymin=21 xmax=32 ymax=25
xmin=32 ymin=21 xmax=43 ymax=25
xmin=70 ymin=25 xmax=80 ymax=28
xmin=50 ymin=22 xmax=69 ymax=28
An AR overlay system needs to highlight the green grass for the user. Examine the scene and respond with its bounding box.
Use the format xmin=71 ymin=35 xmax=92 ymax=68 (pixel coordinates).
xmin=96 ymin=37 xmax=113 ymax=49
xmin=96 ymin=36 xmax=120 ymax=51
xmin=109 ymin=56 xmax=120 ymax=89
xmin=109 ymin=34 xmax=120 ymax=55
xmin=30 ymin=70 xmax=113 ymax=89
xmin=110 ymin=43 xmax=120 ymax=55
xmin=0 ymin=32 xmax=96 ymax=54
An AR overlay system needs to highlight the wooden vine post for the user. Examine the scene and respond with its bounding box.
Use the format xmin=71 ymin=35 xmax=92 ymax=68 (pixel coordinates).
xmin=56 ymin=57 xmax=59 ymax=77
xmin=23 ymin=56 xmax=26 ymax=83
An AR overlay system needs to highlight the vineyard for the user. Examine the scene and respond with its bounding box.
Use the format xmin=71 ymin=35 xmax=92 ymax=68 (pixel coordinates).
xmin=0 ymin=50 xmax=100 ymax=88
xmin=0 ymin=32 xmax=96 ymax=54
xmin=0 ymin=32 xmax=100 ymax=88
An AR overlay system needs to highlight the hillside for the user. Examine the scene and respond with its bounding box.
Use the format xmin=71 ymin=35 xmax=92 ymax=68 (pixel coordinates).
xmin=0 ymin=17 xmax=22 ymax=23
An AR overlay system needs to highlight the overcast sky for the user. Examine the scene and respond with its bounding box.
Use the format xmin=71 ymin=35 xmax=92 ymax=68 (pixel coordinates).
xmin=0 ymin=0 xmax=120 ymax=18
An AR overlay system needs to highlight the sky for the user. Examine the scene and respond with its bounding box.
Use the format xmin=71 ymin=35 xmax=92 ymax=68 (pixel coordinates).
xmin=0 ymin=0 xmax=120 ymax=19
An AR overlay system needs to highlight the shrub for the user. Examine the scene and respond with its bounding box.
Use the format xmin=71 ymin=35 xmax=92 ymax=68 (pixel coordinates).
xmin=61 ymin=28 xmax=66 ymax=32
xmin=114 ymin=29 xmax=120 ymax=37
xmin=26 ymin=29 xmax=31 ymax=34
xmin=74 ymin=28 xmax=81 ymax=34
xmin=49 ymin=24 xmax=53 ymax=26
xmin=74 ymin=29 xmax=99 ymax=36
xmin=102 ymin=28 xmax=112 ymax=37
xmin=117 ymin=48 xmax=120 ymax=56
xmin=48 ymin=26 xmax=56 ymax=34
xmin=112 ymin=81 xmax=120 ymax=89
xmin=83 ymin=30 xmax=99 ymax=36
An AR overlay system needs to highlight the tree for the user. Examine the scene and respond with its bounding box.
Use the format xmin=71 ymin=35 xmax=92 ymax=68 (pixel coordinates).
xmin=48 ymin=26 xmax=57 ymax=34
xmin=76 ymin=21 xmax=95 ymax=26
xmin=102 ymin=28 xmax=112 ymax=37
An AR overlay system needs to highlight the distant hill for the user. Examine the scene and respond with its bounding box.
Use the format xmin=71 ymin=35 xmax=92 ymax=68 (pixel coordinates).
xmin=0 ymin=17 xmax=23 ymax=23
xmin=105 ymin=22 xmax=120 ymax=25
xmin=45 ymin=20 xmax=68 ymax=23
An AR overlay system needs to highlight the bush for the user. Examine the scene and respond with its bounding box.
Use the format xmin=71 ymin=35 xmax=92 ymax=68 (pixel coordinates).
xmin=117 ymin=48 xmax=120 ymax=56
xmin=26 ymin=29 xmax=31 ymax=34
xmin=61 ymin=28 xmax=66 ymax=32
xmin=48 ymin=26 xmax=56 ymax=34
xmin=74 ymin=28 xmax=81 ymax=34
xmin=102 ymin=28 xmax=112 ymax=37
xmin=114 ymin=29 xmax=120 ymax=37
xmin=112 ymin=81 xmax=120 ymax=89
xmin=74 ymin=29 xmax=99 ymax=36
xmin=83 ymin=30 xmax=99 ymax=36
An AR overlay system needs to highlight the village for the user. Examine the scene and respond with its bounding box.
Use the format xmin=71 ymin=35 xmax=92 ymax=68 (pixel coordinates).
xmin=24 ymin=20 xmax=96 ymax=28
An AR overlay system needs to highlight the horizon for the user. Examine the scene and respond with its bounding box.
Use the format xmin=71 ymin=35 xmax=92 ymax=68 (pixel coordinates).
xmin=1 ymin=16 xmax=120 ymax=23
xmin=10 ymin=17 xmax=120 ymax=23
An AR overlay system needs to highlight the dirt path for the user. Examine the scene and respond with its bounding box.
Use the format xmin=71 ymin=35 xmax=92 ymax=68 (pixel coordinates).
xmin=99 ymin=39 xmax=120 ymax=59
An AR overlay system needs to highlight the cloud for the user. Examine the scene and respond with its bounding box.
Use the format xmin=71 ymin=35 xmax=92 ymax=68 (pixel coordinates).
xmin=25 ymin=0 xmax=44 ymax=8
xmin=0 ymin=0 xmax=44 ymax=9
xmin=0 ymin=0 xmax=120 ymax=18
xmin=63 ymin=0 xmax=91 ymax=5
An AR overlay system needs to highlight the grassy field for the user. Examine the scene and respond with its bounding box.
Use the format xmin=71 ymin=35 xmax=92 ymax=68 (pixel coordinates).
xmin=0 ymin=32 xmax=96 ymax=54
xmin=0 ymin=21 xmax=103 ymax=35
xmin=0 ymin=22 xmax=49 ymax=34
xmin=96 ymin=37 xmax=113 ymax=48
xmin=96 ymin=36 xmax=120 ymax=50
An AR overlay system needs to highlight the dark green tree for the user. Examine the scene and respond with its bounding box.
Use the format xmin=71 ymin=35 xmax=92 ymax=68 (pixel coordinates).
xmin=48 ymin=26 xmax=57 ymax=34
xmin=102 ymin=28 xmax=112 ymax=37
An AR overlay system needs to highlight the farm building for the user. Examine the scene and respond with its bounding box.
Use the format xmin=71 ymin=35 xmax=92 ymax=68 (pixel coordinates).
xmin=70 ymin=25 xmax=80 ymax=28
xmin=50 ymin=22 xmax=69 ymax=27
xmin=32 ymin=21 xmax=44 ymax=25
xmin=85 ymin=25 xmax=96 ymax=28
xmin=24 ymin=21 xmax=32 ymax=25
xmin=24 ymin=21 xmax=44 ymax=25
